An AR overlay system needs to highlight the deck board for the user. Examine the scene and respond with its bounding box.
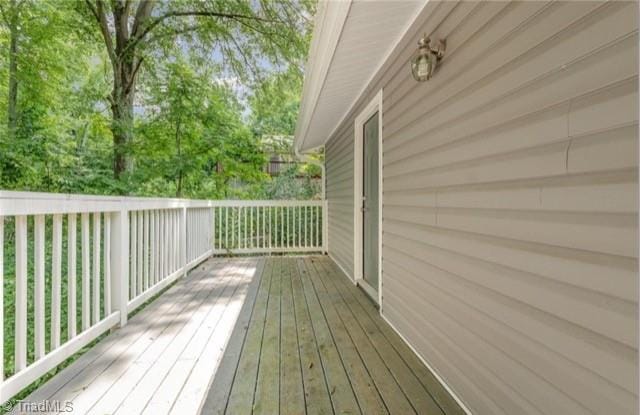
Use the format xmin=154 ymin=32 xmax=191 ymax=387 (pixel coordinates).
xmin=312 ymin=257 xmax=445 ymax=414
xmin=18 ymin=256 xmax=463 ymax=415
xmin=279 ymin=257 xmax=306 ymax=415
xmin=206 ymin=256 xmax=464 ymax=415
xmin=16 ymin=258 xmax=262 ymax=415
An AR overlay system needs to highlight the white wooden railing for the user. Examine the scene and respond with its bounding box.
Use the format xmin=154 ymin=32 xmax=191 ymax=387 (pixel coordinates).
xmin=212 ymin=200 xmax=325 ymax=254
xmin=0 ymin=191 xmax=326 ymax=404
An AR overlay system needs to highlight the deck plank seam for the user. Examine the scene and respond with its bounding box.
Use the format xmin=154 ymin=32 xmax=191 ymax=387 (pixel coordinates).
xmin=250 ymin=257 xmax=276 ymax=414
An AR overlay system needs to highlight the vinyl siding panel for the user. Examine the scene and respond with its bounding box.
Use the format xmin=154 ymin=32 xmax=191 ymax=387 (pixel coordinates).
xmin=326 ymin=128 xmax=355 ymax=278
xmin=322 ymin=1 xmax=638 ymax=414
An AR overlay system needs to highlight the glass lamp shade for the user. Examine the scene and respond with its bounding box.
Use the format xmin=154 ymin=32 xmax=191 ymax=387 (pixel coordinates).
xmin=411 ymin=50 xmax=434 ymax=82
xmin=411 ymin=36 xmax=445 ymax=82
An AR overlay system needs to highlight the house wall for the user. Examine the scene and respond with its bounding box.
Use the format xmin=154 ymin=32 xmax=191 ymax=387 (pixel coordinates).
xmin=324 ymin=1 xmax=638 ymax=414
xmin=325 ymin=123 xmax=355 ymax=278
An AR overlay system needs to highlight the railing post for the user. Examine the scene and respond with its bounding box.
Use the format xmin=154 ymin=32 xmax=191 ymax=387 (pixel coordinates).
xmin=181 ymin=205 xmax=187 ymax=278
xmin=111 ymin=209 xmax=129 ymax=327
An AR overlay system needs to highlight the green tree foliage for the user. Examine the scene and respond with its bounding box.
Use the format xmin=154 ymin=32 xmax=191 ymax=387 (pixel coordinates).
xmin=0 ymin=0 xmax=316 ymax=199
xmin=0 ymin=0 xmax=113 ymax=191
xmin=249 ymin=66 xmax=302 ymax=138
xmin=81 ymin=0 xmax=314 ymax=180
xmin=134 ymin=55 xmax=266 ymax=198
xmin=250 ymin=66 xmax=323 ymax=200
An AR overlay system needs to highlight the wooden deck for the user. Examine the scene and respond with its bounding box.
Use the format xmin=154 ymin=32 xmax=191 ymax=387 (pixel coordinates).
xmin=17 ymin=256 xmax=463 ymax=415
xmin=202 ymin=256 xmax=463 ymax=415
xmin=16 ymin=258 xmax=261 ymax=415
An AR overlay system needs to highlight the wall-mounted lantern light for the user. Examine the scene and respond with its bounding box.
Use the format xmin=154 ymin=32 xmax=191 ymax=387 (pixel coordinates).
xmin=411 ymin=35 xmax=445 ymax=81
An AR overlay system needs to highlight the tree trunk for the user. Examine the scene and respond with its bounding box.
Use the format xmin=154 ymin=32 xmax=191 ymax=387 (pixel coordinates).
xmin=6 ymin=0 xmax=18 ymax=139
xmin=109 ymin=69 xmax=135 ymax=179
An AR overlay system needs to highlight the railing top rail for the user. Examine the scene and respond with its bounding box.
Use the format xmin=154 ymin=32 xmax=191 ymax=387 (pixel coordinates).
xmin=0 ymin=190 xmax=323 ymax=216
xmin=209 ymin=200 xmax=323 ymax=207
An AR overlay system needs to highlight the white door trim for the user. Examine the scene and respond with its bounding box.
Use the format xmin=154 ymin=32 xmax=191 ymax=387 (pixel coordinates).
xmin=353 ymin=89 xmax=383 ymax=308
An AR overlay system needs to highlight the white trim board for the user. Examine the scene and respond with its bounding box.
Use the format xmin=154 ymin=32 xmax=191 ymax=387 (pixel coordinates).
xmin=353 ymin=89 xmax=383 ymax=307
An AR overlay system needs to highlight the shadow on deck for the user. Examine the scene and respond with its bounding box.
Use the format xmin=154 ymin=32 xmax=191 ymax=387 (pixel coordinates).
xmin=15 ymin=256 xmax=463 ymax=415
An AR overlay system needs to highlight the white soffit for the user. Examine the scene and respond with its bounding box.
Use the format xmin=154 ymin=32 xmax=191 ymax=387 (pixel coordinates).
xmin=295 ymin=0 xmax=425 ymax=152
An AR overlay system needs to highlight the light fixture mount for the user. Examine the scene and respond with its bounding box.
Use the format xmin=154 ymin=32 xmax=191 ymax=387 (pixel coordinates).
xmin=411 ymin=35 xmax=446 ymax=82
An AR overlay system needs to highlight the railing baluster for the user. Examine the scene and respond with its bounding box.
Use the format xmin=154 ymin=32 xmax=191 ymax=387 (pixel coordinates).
xmin=172 ymin=210 xmax=176 ymax=271
xmin=130 ymin=212 xmax=137 ymax=300
xmin=103 ymin=214 xmax=111 ymax=316
xmin=234 ymin=208 xmax=238 ymax=250
xmin=34 ymin=215 xmax=46 ymax=360
xmin=166 ymin=209 xmax=170 ymax=272
xmin=298 ymin=206 xmax=302 ymax=248
xmin=259 ymin=206 xmax=263 ymax=249
xmin=81 ymin=212 xmax=91 ymax=331
xmin=176 ymin=210 xmax=180 ymax=268
xmin=269 ymin=207 xmax=272 ymax=251
xmin=51 ymin=214 xmax=62 ymax=349
xmin=244 ymin=207 xmax=247 ymax=250
xmin=217 ymin=207 xmax=221 ymax=251
xmin=68 ymin=213 xmax=77 ymax=339
xmin=150 ymin=210 xmax=156 ymax=287
xmin=195 ymin=209 xmax=199 ymax=255
xmin=137 ymin=211 xmax=143 ymax=295
xmin=162 ymin=210 xmax=167 ymax=278
xmin=250 ymin=207 xmax=253 ymax=249
xmin=175 ymin=210 xmax=179 ymax=269
xmin=225 ymin=207 xmax=229 ymax=250
xmin=15 ymin=215 xmax=27 ymax=372
xmin=280 ymin=206 xmax=284 ymax=248
xmin=315 ymin=206 xmax=320 ymax=248
xmin=93 ymin=212 xmax=101 ymax=324
xmin=181 ymin=207 xmax=187 ymax=277
xmin=162 ymin=210 xmax=167 ymax=279
xmin=168 ymin=210 xmax=173 ymax=273
xmin=144 ymin=210 xmax=149 ymax=290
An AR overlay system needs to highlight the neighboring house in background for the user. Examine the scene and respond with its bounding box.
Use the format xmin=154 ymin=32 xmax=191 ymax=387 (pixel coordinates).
xmin=295 ymin=1 xmax=638 ymax=414
xmin=261 ymin=135 xmax=321 ymax=178
xmin=217 ymin=135 xmax=322 ymax=194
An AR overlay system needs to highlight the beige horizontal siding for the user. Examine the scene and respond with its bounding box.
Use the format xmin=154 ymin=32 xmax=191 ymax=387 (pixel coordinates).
xmin=326 ymin=129 xmax=355 ymax=279
xmin=322 ymin=1 xmax=638 ymax=414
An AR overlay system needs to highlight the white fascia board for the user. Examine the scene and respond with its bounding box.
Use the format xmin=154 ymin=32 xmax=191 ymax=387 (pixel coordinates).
xmin=294 ymin=0 xmax=352 ymax=153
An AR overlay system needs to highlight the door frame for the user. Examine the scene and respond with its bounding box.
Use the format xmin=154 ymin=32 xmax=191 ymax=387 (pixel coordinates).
xmin=353 ymin=89 xmax=383 ymax=307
